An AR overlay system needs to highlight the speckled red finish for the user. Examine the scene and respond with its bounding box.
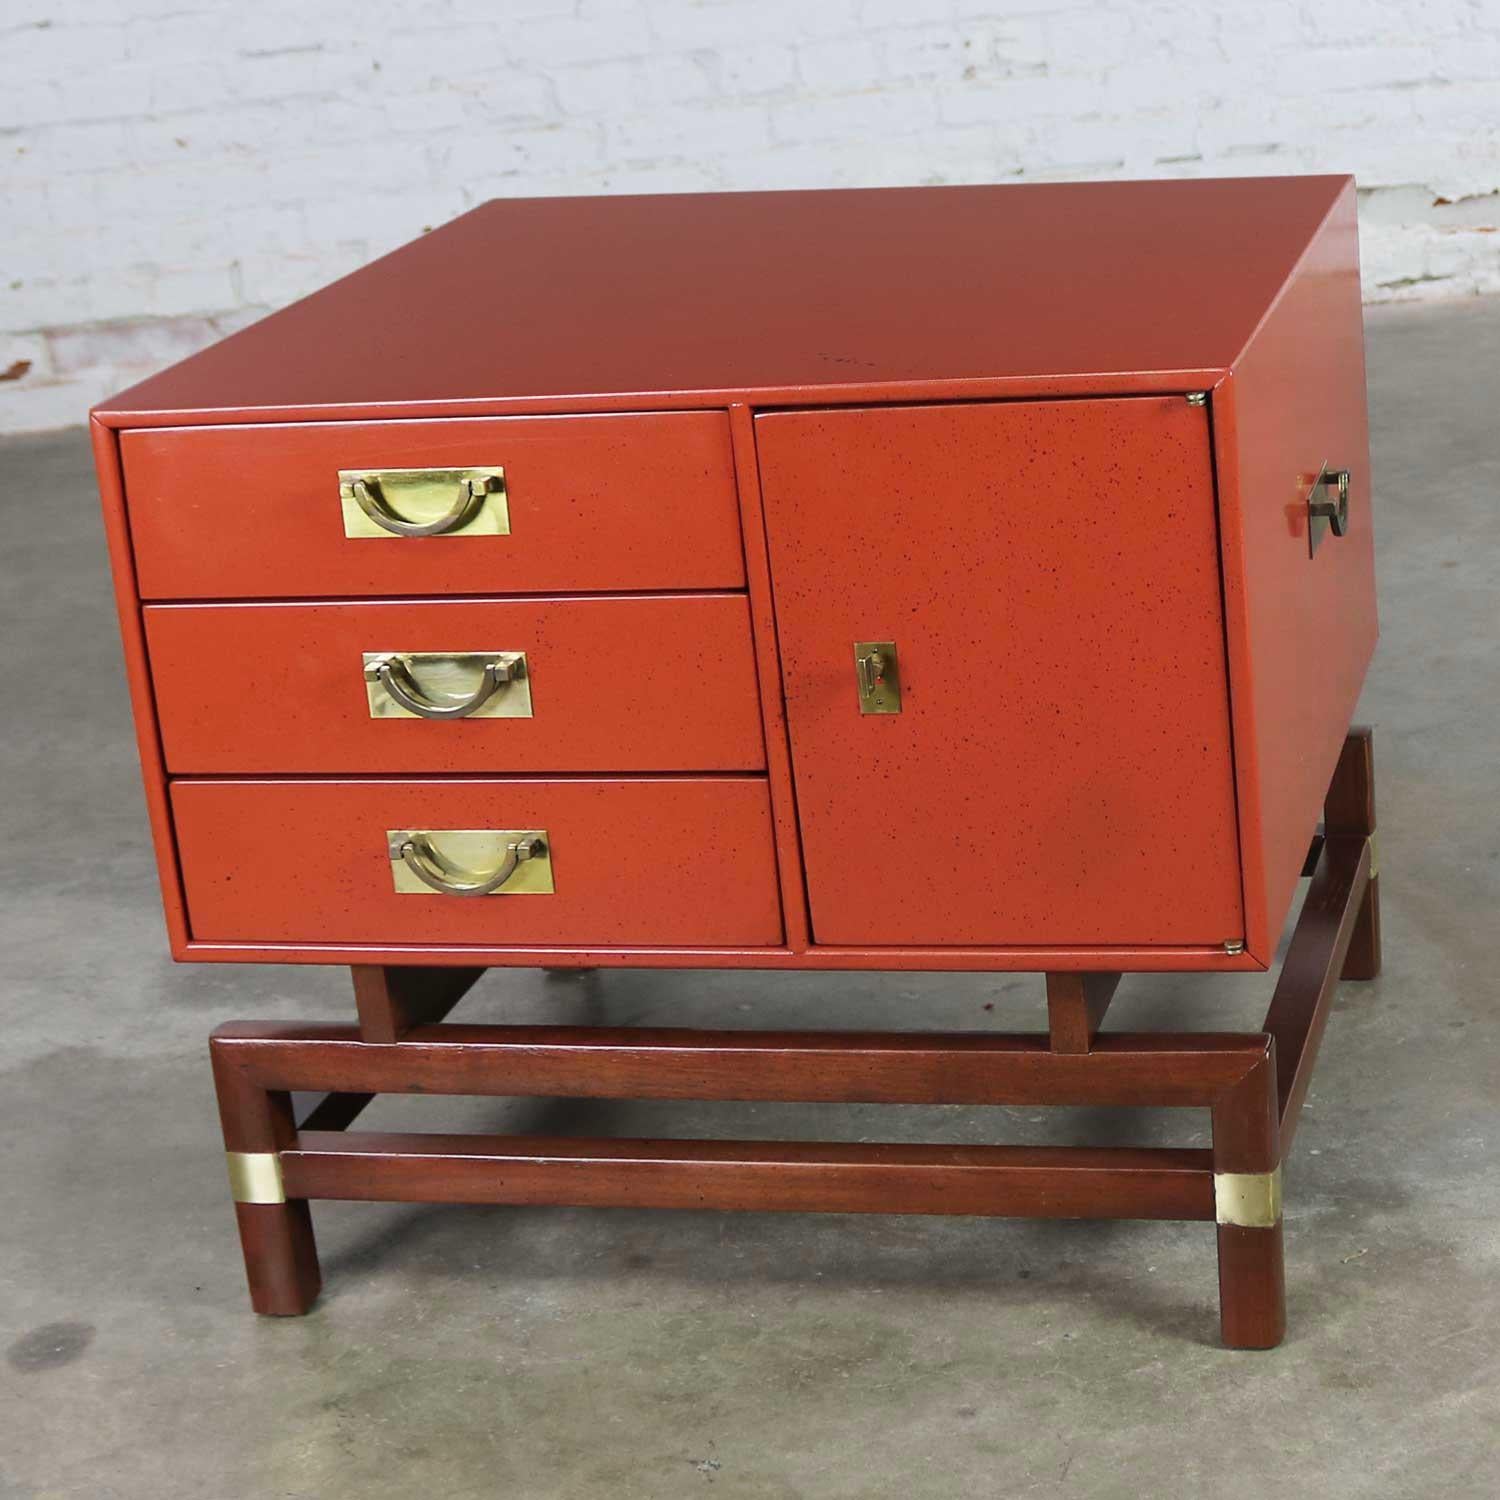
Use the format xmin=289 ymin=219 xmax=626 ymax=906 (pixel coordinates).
xmin=90 ymin=176 xmax=1375 ymax=972
xmin=171 ymin=778 xmax=784 ymax=947
xmin=757 ymin=397 xmax=1243 ymax=947
xmin=120 ymin=413 xmax=744 ymax=599
xmin=144 ymin=594 xmax=765 ymax=774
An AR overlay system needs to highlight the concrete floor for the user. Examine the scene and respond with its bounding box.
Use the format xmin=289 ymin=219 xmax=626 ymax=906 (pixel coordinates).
xmin=2 ymin=298 xmax=1497 ymax=1499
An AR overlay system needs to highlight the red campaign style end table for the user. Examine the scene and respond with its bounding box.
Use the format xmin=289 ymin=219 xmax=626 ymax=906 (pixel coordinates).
xmin=93 ymin=177 xmax=1379 ymax=1349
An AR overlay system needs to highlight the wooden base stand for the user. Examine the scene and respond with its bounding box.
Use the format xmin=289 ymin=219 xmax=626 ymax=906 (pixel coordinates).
xmin=209 ymin=731 xmax=1379 ymax=1348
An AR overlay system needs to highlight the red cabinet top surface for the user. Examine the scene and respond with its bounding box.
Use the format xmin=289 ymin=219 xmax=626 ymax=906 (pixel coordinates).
xmin=94 ymin=175 xmax=1351 ymax=425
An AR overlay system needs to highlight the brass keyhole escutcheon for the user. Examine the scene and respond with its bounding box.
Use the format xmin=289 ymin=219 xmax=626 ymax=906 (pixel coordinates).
xmin=854 ymin=640 xmax=901 ymax=714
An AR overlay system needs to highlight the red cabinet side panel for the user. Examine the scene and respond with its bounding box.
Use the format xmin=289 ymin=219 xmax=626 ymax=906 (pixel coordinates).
xmin=90 ymin=418 xmax=190 ymax=950
xmin=1214 ymin=181 xmax=1377 ymax=961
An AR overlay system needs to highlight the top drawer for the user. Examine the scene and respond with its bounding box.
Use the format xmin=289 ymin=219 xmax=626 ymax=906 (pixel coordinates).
xmin=120 ymin=412 xmax=745 ymax=600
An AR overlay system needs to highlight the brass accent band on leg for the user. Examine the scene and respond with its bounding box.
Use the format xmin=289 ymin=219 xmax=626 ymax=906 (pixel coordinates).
xmin=1213 ymin=1166 xmax=1282 ymax=1228
xmin=227 ymin=1151 xmax=286 ymax=1205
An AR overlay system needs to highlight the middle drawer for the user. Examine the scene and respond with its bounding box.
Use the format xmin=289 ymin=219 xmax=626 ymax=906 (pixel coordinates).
xmin=145 ymin=594 xmax=766 ymax=774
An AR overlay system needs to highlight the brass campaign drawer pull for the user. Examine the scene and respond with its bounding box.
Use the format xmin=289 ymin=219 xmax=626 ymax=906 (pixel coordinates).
xmin=363 ymin=651 xmax=529 ymax=720
xmin=1307 ymin=465 xmax=1351 ymax=557
xmin=389 ymin=830 xmax=550 ymax=897
xmin=338 ymin=468 xmax=508 ymax=539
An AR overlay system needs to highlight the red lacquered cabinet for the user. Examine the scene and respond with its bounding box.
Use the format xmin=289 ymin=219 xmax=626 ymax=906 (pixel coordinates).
xmin=94 ymin=178 xmax=1380 ymax=1346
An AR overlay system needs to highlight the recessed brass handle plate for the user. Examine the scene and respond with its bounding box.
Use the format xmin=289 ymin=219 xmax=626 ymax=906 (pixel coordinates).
xmin=387 ymin=829 xmax=553 ymax=896
xmin=339 ymin=467 xmax=509 ymax=539
xmin=363 ymin=651 xmax=531 ymax=720
xmin=854 ymin=640 xmax=901 ymax=714
xmin=1307 ymin=464 xmax=1351 ymax=557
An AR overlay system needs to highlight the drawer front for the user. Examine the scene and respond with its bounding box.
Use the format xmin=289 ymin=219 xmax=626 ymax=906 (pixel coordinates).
xmin=145 ymin=595 xmax=765 ymax=774
xmin=122 ymin=413 xmax=744 ymax=599
xmin=172 ymin=778 xmax=783 ymax=946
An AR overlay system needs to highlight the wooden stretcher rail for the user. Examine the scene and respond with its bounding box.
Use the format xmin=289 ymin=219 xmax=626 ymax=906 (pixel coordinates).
xmin=216 ymin=1025 xmax=1272 ymax=1109
xmin=280 ymin=1133 xmax=1217 ymax=1220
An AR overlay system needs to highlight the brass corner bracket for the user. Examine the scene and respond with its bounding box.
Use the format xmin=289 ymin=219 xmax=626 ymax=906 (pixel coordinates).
xmin=1213 ymin=1166 xmax=1283 ymax=1228
xmin=226 ymin=1151 xmax=286 ymax=1205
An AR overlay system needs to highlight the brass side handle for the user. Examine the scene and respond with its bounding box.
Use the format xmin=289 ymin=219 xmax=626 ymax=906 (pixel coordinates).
xmin=1307 ymin=465 xmax=1351 ymax=556
xmin=364 ymin=652 xmax=525 ymax=720
xmin=391 ymin=832 xmax=546 ymax=897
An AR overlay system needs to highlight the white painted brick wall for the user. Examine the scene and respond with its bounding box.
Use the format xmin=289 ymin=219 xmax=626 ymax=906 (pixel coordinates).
xmin=3 ymin=0 xmax=1497 ymax=432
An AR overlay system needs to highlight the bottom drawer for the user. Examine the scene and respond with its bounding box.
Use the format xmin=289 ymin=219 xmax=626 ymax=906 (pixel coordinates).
xmin=172 ymin=778 xmax=783 ymax=947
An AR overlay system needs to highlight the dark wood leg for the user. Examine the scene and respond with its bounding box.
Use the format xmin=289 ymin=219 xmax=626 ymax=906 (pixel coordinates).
xmin=1262 ymin=831 xmax=1372 ymax=1151
xmin=1324 ymin=727 xmax=1380 ymax=980
xmin=1215 ymin=1222 xmax=1286 ymax=1350
xmin=229 ymin=1200 xmax=320 ymax=1316
xmin=352 ymin=964 xmax=485 ymax=1043
xmin=1211 ymin=1048 xmax=1285 ymax=1349
xmin=211 ymin=1031 xmax=321 ymax=1315
xmin=1045 ymin=972 xmax=1121 ymax=1053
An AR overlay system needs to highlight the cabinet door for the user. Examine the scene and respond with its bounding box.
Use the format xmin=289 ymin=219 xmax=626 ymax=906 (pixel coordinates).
xmin=756 ymin=398 xmax=1243 ymax=948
